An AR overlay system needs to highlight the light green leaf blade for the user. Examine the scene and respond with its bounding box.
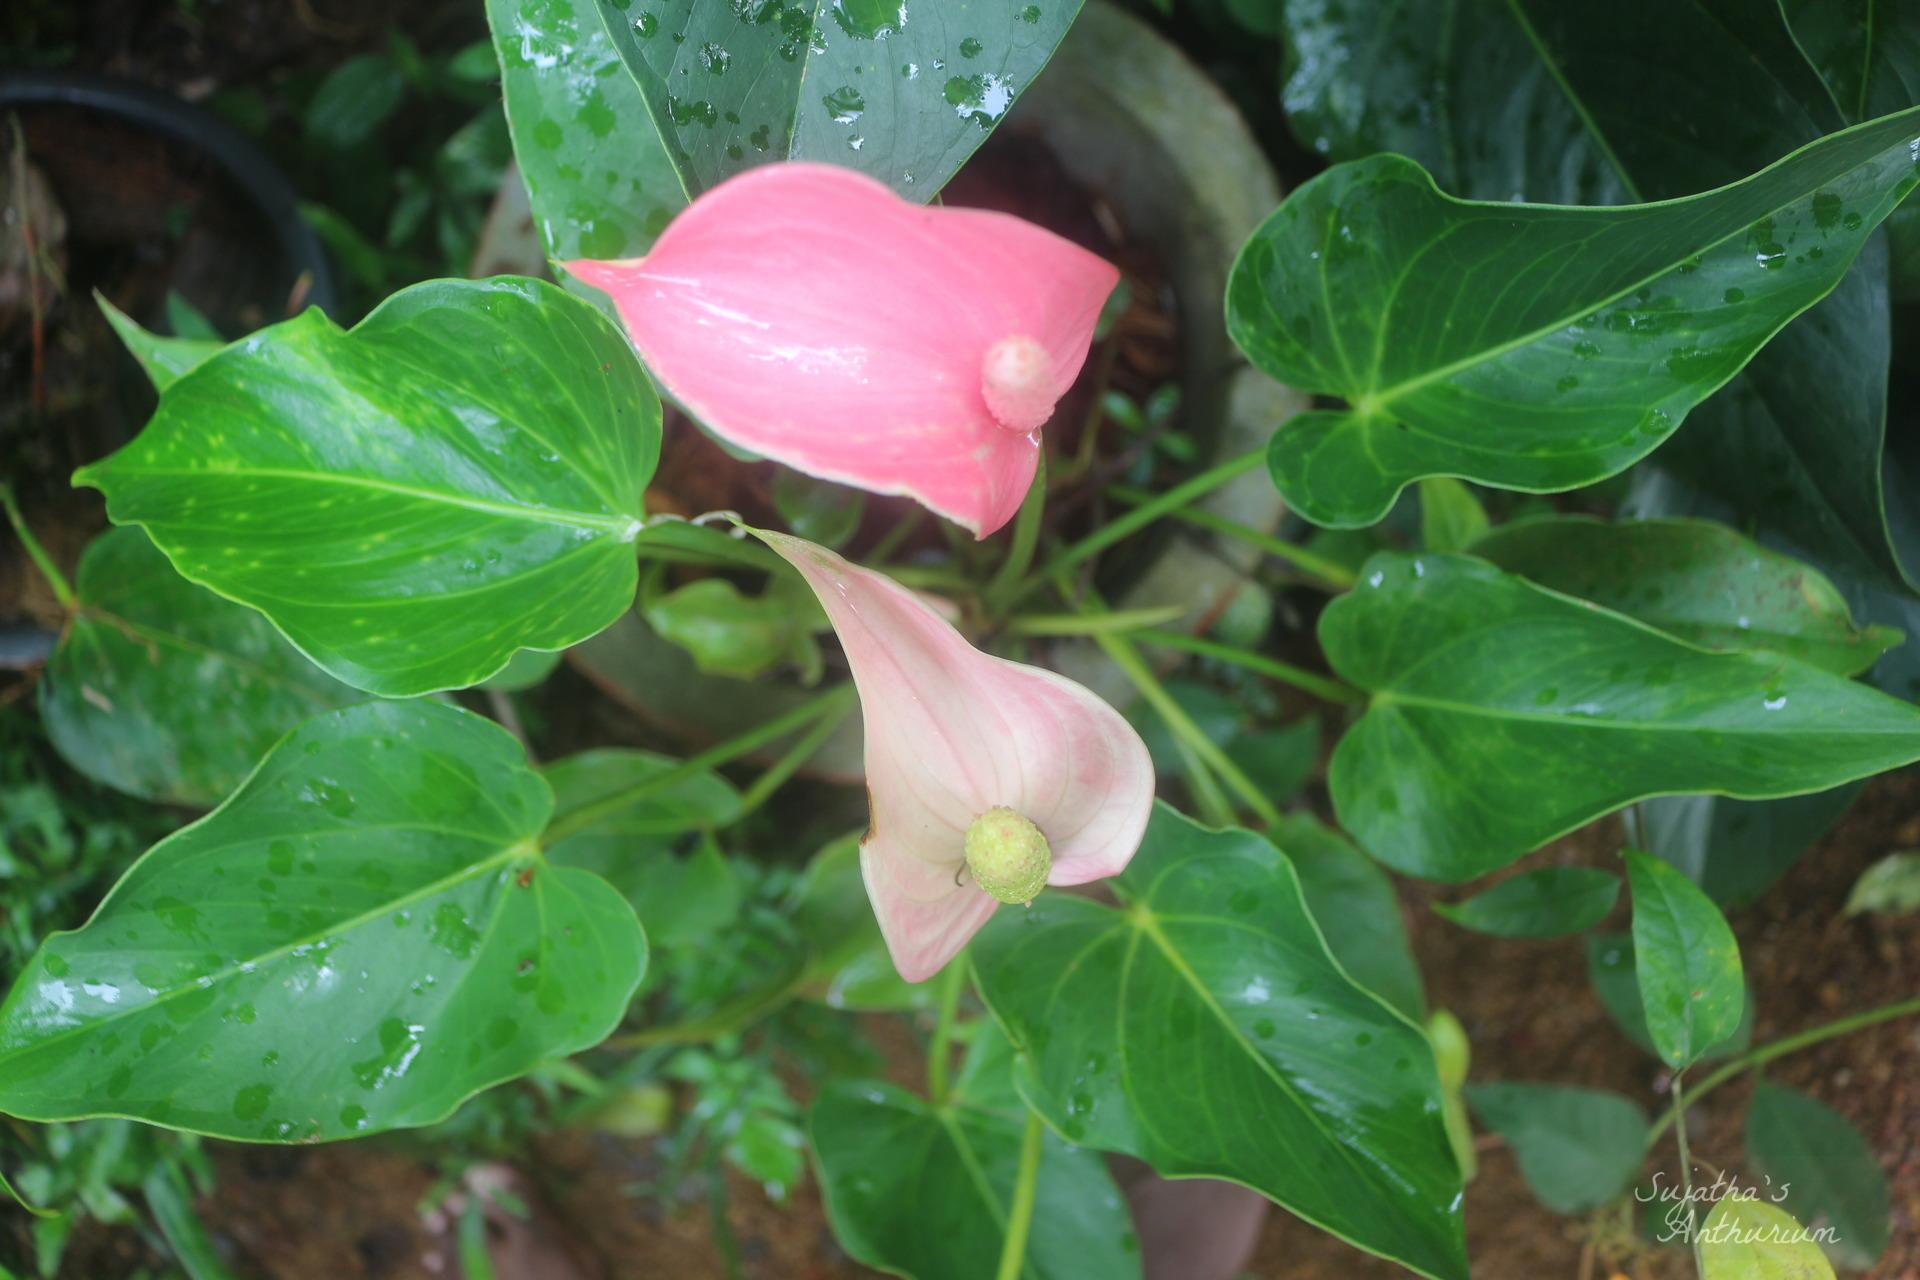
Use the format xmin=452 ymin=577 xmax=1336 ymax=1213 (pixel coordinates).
xmin=1321 ymin=553 xmax=1920 ymax=880
xmin=1417 ymin=478 xmax=1488 ymax=554
xmin=486 ymin=0 xmax=686 ymax=262
xmin=1745 ymin=1082 xmax=1890 ymax=1269
xmin=98 ymin=297 xmax=223 ymax=393
xmin=1700 ymin=1196 xmax=1838 ymax=1280
xmin=1584 ymin=932 xmax=1751 ymax=1063
xmin=973 ymin=802 xmax=1467 ymax=1280
xmin=592 ymin=0 xmax=1086 ymax=201
xmin=1463 ymin=1083 xmax=1647 ymax=1213
xmin=1227 ymin=109 xmax=1920 ymax=527
xmin=41 ymin=527 xmax=363 ymax=807
xmin=1844 ymin=850 xmax=1920 ymax=915
xmin=1471 ymin=517 xmax=1901 ymax=676
xmin=1624 ymin=850 xmax=1744 ymax=1069
xmin=0 ymin=701 xmax=646 ymax=1141
xmin=641 ymin=577 xmax=823 ymax=681
xmin=1433 ymin=868 xmax=1619 ymax=940
xmin=1278 ymin=812 xmax=1425 ymax=1020
xmin=75 ymin=277 xmax=660 ymax=697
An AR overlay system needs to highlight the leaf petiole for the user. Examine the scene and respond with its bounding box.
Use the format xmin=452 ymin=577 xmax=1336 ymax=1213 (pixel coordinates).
xmin=0 ymin=482 xmax=75 ymax=610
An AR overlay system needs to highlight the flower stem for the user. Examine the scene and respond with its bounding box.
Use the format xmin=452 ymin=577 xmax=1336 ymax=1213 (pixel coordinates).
xmin=1644 ymin=995 xmax=1920 ymax=1149
xmin=0 ymin=483 xmax=75 ymax=610
xmin=927 ymin=956 xmax=968 ymax=1105
xmin=984 ymin=454 xmax=1048 ymax=613
xmin=1106 ymin=484 xmax=1357 ymax=591
xmin=1671 ymin=1072 xmax=1697 ymax=1251
xmin=1133 ymin=630 xmax=1364 ymax=705
xmin=542 ymin=684 xmax=857 ymax=842
xmin=1003 ymin=604 xmax=1189 ymax=637
xmin=995 ymin=1109 xmax=1045 ymax=1280
xmin=733 ymin=695 xmax=856 ymax=816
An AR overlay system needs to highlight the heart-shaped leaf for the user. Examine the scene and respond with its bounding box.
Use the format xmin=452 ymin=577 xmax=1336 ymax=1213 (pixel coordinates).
xmin=76 ymin=277 xmax=659 ymax=697
xmin=1624 ymin=851 xmax=1744 ymax=1070
xmin=1463 ymin=1083 xmax=1647 ymax=1213
xmin=41 ymin=527 xmax=363 ymax=807
xmin=1433 ymin=868 xmax=1619 ymax=940
xmin=972 ymin=803 xmax=1467 ymax=1280
xmin=592 ymin=0 xmax=1086 ymax=200
xmin=0 ymin=701 xmax=646 ymax=1141
xmin=1745 ymin=1082 xmax=1890 ymax=1269
xmin=1472 ymin=517 xmax=1902 ymax=676
xmin=1228 ymin=107 xmax=1920 ymax=527
xmin=1322 ymin=553 xmax=1920 ymax=880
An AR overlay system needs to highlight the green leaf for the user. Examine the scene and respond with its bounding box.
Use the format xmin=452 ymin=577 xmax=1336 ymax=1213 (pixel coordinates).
xmin=1417 ymin=479 xmax=1488 ymax=554
xmin=1844 ymin=850 xmax=1920 ymax=915
xmin=1699 ymin=1196 xmax=1838 ymax=1279
xmin=973 ymin=802 xmax=1466 ymax=1280
xmin=486 ymin=0 xmax=685 ymax=262
xmin=1433 ymin=868 xmax=1619 ymax=940
xmin=1471 ymin=518 xmax=1901 ymax=677
xmin=40 ymin=527 xmax=364 ymax=807
xmin=771 ymin=469 xmax=866 ymax=551
xmin=1321 ymin=553 xmax=1920 ymax=880
xmin=1624 ymin=851 xmax=1744 ymax=1069
xmin=0 ymin=701 xmax=646 ymax=1141
xmin=1228 ymin=108 xmax=1920 ymax=527
xmin=1584 ymin=932 xmax=1751 ymax=1062
xmin=641 ymin=577 xmax=823 ymax=681
xmin=75 ymin=277 xmax=659 ymax=697
xmin=1781 ymin=0 xmax=1920 ymax=123
xmin=1463 ymin=1083 xmax=1647 ymax=1213
xmin=1625 ymin=787 xmax=1862 ymax=908
xmin=98 ymin=298 xmax=222 ymax=393
xmin=1224 ymin=717 xmax=1320 ymax=805
xmin=1277 ymin=812 xmax=1424 ymax=1020
xmin=810 ymin=1064 xmax=1139 ymax=1280
xmin=304 ymin=53 xmax=406 ymax=151
xmin=1745 ymin=1081 xmax=1890 ymax=1269
xmin=789 ymin=833 xmax=928 ymax=1012
xmin=477 ymin=647 xmax=563 ymax=692
xmin=592 ymin=0 xmax=1087 ymax=200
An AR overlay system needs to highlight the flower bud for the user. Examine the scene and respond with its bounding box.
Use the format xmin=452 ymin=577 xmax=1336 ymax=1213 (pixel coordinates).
xmin=964 ymin=806 xmax=1052 ymax=905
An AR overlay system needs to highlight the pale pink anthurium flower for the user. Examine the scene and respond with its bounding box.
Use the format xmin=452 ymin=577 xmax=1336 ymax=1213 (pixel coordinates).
xmin=565 ymin=163 xmax=1121 ymax=539
xmin=754 ymin=529 xmax=1154 ymax=981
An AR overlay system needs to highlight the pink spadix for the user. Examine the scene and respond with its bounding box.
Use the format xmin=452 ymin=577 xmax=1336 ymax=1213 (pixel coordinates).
xmin=566 ymin=163 xmax=1119 ymax=537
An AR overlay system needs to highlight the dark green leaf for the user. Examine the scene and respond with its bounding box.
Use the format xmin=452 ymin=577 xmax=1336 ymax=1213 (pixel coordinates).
xmin=771 ymin=469 xmax=866 ymax=550
xmin=1844 ymin=850 xmax=1920 ymax=914
xmin=1585 ymin=932 xmax=1751 ymax=1062
xmin=98 ymin=298 xmax=221 ymax=393
xmin=0 ymin=701 xmax=646 ymax=1141
xmin=1417 ymin=479 xmax=1488 ymax=554
xmin=305 ymin=54 xmax=406 ymax=151
xmin=1745 ymin=1081 xmax=1890 ymax=1269
xmin=1625 ymin=850 xmax=1744 ymax=1068
xmin=1278 ymin=812 xmax=1424 ymax=1020
xmin=973 ymin=803 xmax=1466 ymax=1280
xmin=1471 ymin=517 xmax=1902 ymax=676
xmin=1781 ymin=0 xmax=1920 ymax=123
xmin=1699 ymin=1196 xmax=1838 ymax=1279
xmin=41 ymin=528 xmax=363 ymax=807
xmin=593 ymin=0 xmax=1087 ymax=200
xmin=1224 ymin=717 xmax=1319 ymax=805
xmin=1321 ymin=553 xmax=1920 ymax=880
xmin=76 ymin=277 xmax=660 ymax=697
xmin=1624 ymin=787 xmax=1862 ymax=908
xmin=486 ymin=0 xmax=685 ymax=262
xmin=1433 ymin=868 xmax=1619 ymax=940
xmin=1463 ymin=1083 xmax=1647 ymax=1213
xmin=1227 ymin=108 xmax=1920 ymax=527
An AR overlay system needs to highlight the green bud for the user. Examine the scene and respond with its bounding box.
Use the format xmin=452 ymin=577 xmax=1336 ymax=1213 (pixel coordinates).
xmin=963 ymin=807 xmax=1052 ymax=905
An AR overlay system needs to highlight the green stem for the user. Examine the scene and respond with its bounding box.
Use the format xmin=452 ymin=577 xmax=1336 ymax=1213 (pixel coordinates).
xmin=1004 ymin=604 xmax=1189 ymax=637
xmin=867 ymin=508 xmax=927 ymax=566
xmin=1171 ymin=733 xmax=1236 ymax=828
xmin=1013 ymin=447 xmax=1266 ymax=607
xmin=984 ymin=455 xmax=1047 ymax=613
xmin=1671 ymin=1073 xmax=1697 ymax=1253
xmin=1107 ymin=485 xmax=1357 ymax=591
xmin=1645 ymin=995 xmax=1920 ymax=1149
xmin=1133 ymin=630 xmax=1365 ymax=705
xmin=733 ymin=696 xmax=856 ymax=816
xmin=0 ymin=483 xmax=75 ymax=609
xmin=994 ymin=1109 xmax=1045 ymax=1280
xmin=927 ymin=957 xmax=968 ymax=1105
xmin=543 ymin=684 xmax=857 ymax=842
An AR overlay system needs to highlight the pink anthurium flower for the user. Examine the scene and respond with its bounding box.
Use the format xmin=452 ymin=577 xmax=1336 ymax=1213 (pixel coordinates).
xmin=754 ymin=529 xmax=1154 ymax=981
xmin=566 ymin=163 xmax=1120 ymax=538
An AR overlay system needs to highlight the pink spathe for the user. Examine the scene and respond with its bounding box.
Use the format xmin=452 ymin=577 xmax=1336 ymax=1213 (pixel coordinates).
xmin=566 ymin=162 xmax=1119 ymax=538
xmin=755 ymin=529 xmax=1154 ymax=981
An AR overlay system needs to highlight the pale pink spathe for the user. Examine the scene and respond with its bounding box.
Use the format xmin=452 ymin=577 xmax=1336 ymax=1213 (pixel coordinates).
xmin=566 ymin=163 xmax=1119 ymax=538
xmin=755 ymin=530 xmax=1154 ymax=982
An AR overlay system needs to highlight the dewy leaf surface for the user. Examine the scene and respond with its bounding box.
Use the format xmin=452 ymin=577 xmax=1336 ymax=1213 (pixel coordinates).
xmin=75 ymin=278 xmax=659 ymax=697
xmin=972 ymin=802 xmax=1467 ymax=1280
xmin=0 ymin=701 xmax=645 ymax=1141
xmin=1227 ymin=106 xmax=1920 ymax=527
xmin=1321 ymin=552 xmax=1920 ymax=880
xmin=593 ymin=0 xmax=1085 ymax=200
xmin=41 ymin=527 xmax=363 ymax=807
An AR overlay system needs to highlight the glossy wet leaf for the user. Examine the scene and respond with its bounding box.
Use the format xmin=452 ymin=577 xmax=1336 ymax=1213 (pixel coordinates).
xmin=0 ymin=701 xmax=646 ymax=1141
xmin=1321 ymin=553 xmax=1920 ymax=880
xmin=1471 ymin=518 xmax=1900 ymax=676
xmin=486 ymin=0 xmax=685 ymax=262
xmin=1745 ymin=1082 xmax=1889 ymax=1269
xmin=1625 ymin=850 xmax=1744 ymax=1068
xmin=1625 ymin=786 xmax=1861 ymax=908
xmin=40 ymin=528 xmax=363 ymax=807
xmin=1278 ymin=813 xmax=1424 ymax=1021
xmin=1699 ymin=1197 xmax=1838 ymax=1280
xmin=1463 ymin=1083 xmax=1647 ymax=1213
xmin=1845 ymin=850 xmax=1920 ymax=914
xmin=76 ymin=278 xmax=659 ymax=697
xmin=810 ymin=1047 xmax=1138 ymax=1280
xmin=593 ymin=0 xmax=1086 ymax=200
xmin=1584 ymin=932 xmax=1750 ymax=1062
xmin=1432 ymin=868 xmax=1619 ymax=940
xmin=1227 ymin=108 xmax=1920 ymax=527
xmin=973 ymin=803 xmax=1467 ymax=1280
xmin=99 ymin=298 xmax=222 ymax=393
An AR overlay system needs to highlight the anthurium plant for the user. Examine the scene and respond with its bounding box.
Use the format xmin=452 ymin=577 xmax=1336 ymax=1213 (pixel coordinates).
xmin=4 ymin=1 xmax=1920 ymax=1277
